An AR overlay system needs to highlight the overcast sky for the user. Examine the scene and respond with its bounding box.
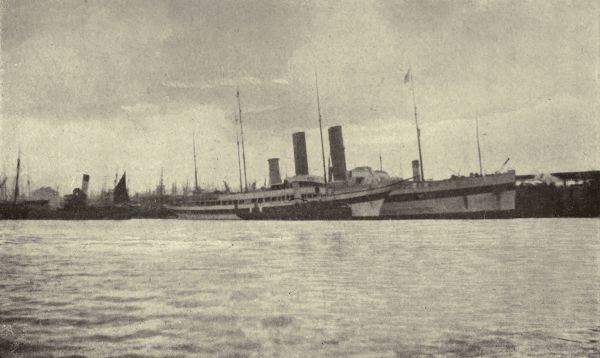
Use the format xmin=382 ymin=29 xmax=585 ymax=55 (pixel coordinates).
xmin=1 ymin=0 xmax=598 ymax=194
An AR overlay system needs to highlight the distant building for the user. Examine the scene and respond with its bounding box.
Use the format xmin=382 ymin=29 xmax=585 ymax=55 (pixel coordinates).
xmin=31 ymin=187 xmax=60 ymax=208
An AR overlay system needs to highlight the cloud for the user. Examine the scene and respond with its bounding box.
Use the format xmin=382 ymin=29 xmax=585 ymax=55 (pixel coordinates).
xmin=1 ymin=1 xmax=312 ymax=119
xmin=161 ymin=76 xmax=263 ymax=90
xmin=1 ymin=0 xmax=597 ymax=191
xmin=271 ymin=78 xmax=290 ymax=85
xmin=244 ymin=105 xmax=280 ymax=114
xmin=120 ymin=103 xmax=160 ymax=114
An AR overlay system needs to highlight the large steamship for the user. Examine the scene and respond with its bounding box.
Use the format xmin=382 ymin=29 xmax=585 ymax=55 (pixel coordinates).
xmin=332 ymin=163 xmax=516 ymax=219
xmin=373 ymin=69 xmax=516 ymax=219
xmin=380 ymin=162 xmax=516 ymax=219
xmin=165 ymin=126 xmax=399 ymax=220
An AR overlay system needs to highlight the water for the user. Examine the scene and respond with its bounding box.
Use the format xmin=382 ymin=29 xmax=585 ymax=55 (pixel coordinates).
xmin=1 ymin=219 xmax=598 ymax=357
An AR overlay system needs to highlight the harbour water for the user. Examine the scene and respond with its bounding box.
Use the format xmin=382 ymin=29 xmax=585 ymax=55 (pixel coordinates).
xmin=1 ymin=219 xmax=598 ymax=357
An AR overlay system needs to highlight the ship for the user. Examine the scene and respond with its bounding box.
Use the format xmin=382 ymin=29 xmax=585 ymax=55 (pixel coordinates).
xmin=0 ymin=153 xmax=48 ymax=219
xmin=332 ymin=164 xmax=515 ymax=219
xmin=166 ymin=84 xmax=401 ymax=220
xmin=373 ymin=69 xmax=516 ymax=219
xmin=380 ymin=166 xmax=516 ymax=219
xmin=166 ymin=127 xmax=399 ymax=220
xmin=26 ymin=173 xmax=140 ymax=220
xmin=166 ymin=176 xmax=398 ymax=220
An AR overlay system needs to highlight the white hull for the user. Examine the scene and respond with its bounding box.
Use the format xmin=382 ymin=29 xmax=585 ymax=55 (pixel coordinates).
xmin=349 ymin=198 xmax=385 ymax=217
xmin=165 ymin=181 xmax=399 ymax=220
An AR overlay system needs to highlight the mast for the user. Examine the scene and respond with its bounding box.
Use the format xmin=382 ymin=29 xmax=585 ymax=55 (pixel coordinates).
xmin=476 ymin=118 xmax=483 ymax=176
xmin=236 ymin=88 xmax=248 ymax=192
xmin=409 ymin=70 xmax=425 ymax=181
xmin=315 ymin=72 xmax=328 ymax=184
xmin=379 ymin=150 xmax=383 ymax=172
xmin=157 ymin=168 xmax=163 ymax=196
xmin=236 ymin=133 xmax=243 ymax=193
xmin=13 ymin=151 xmax=20 ymax=204
xmin=193 ymin=131 xmax=200 ymax=193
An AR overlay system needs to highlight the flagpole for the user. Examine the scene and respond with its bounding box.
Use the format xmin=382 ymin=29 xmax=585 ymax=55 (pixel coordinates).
xmin=237 ymin=88 xmax=248 ymax=192
xmin=409 ymin=71 xmax=425 ymax=181
xmin=315 ymin=72 xmax=328 ymax=185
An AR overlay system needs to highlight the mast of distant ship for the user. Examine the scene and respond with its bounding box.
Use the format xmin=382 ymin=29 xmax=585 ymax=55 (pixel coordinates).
xmin=192 ymin=131 xmax=200 ymax=193
xmin=13 ymin=151 xmax=21 ymax=204
xmin=237 ymin=88 xmax=248 ymax=192
xmin=407 ymin=69 xmax=425 ymax=181
xmin=315 ymin=72 xmax=328 ymax=184
xmin=160 ymin=168 xmax=164 ymax=197
xmin=476 ymin=118 xmax=483 ymax=176
xmin=236 ymin=133 xmax=243 ymax=193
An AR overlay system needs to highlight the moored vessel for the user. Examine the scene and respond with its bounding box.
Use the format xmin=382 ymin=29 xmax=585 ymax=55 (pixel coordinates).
xmin=165 ymin=174 xmax=397 ymax=220
xmin=0 ymin=153 xmax=49 ymax=219
xmin=166 ymin=84 xmax=398 ymax=220
xmin=381 ymin=169 xmax=516 ymax=219
xmin=375 ymin=69 xmax=516 ymax=219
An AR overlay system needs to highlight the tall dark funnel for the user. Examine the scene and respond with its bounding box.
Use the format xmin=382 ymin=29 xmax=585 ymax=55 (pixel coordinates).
xmin=328 ymin=125 xmax=347 ymax=181
xmin=292 ymin=132 xmax=309 ymax=176
xmin=412 ymin=160 xmax=421 ymax=182
xmin=268 ymin=158 xmax=282 ymax=186
xmin=81 ymin=174 xmax=90 ymax=195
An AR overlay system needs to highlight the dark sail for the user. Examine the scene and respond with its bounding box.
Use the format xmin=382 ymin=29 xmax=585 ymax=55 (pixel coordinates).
xmin=114 ymin=173 xmax=129 ymax=204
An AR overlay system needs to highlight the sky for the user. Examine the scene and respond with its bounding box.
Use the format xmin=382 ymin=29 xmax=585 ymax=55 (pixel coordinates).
xmin=1 ymin=0 xmax=598 ymax=195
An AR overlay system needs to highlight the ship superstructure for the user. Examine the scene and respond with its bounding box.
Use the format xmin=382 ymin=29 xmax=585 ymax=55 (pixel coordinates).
xmin=165 ymin=125 xmax=398 ymax=220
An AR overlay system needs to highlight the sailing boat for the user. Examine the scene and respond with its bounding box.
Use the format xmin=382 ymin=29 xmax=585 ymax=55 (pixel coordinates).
xmin=113 ymin=172 xmax=130 ymax=205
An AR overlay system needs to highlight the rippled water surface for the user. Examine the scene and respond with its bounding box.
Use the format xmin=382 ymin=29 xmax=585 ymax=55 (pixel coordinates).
xmin=1 ymin=219 xmax=598 ymax=357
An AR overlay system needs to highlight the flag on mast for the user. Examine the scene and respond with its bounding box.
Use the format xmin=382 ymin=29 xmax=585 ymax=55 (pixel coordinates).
xmin=404 ymin=69 xmax=411 ymax=84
